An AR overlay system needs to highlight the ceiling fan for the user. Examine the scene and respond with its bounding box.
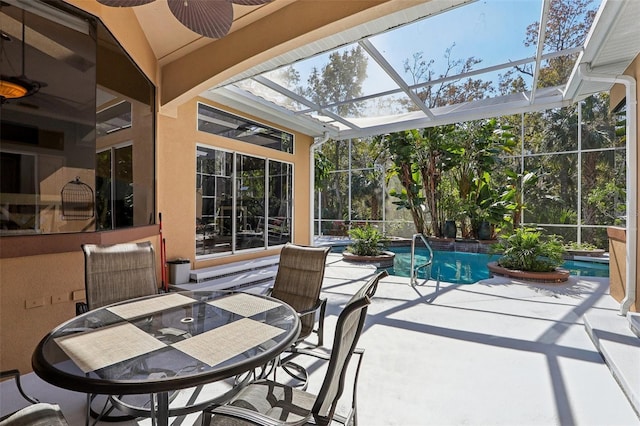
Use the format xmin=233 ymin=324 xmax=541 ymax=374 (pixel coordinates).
xmin=97 ymin=0 xmax=273 ymax=39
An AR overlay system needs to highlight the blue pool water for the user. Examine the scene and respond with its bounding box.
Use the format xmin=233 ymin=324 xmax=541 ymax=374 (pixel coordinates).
xmin=381 ymin=246 xmax=610 ymax=284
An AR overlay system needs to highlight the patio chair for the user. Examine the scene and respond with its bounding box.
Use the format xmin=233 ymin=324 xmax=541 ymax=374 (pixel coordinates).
xmin=0 ymin=369 xmax=69 ymax=426
xmin=270 ymin=243 xmax=331 ymax=347
xmin=77 ymin=241 xmax=159 ymax=314
xmin=78 ymin=242 xmax=160 ymax=422
xmin=265 ymin=243 xmax=331 ymax=382
xmin=202 ymin=270 xmax=388 ymax=426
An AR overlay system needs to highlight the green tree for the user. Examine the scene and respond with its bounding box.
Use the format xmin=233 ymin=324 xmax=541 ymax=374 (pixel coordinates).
xmin=517 ymin=0 xmax=596 ymax=86
xmin=452 ymin=119 xmax=517 ymax=238
xmin=298 ymin=47 xmax=368 ymax=230
xmin=375 ymin=130 xmax=427 ymax=235
xmin=402 ymin=44 xmax=493 ymax=109
xmin=304 ymin=46 xmax=368 ymax=117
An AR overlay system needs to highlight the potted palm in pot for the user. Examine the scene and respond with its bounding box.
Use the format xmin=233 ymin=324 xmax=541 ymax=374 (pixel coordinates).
xmin=563 ymin=241 xmax=605 ymax=258
xmin=342 ymin=224 xmax=395 ymax=268
xmin=488 ymin=227 xmax=569 ymax=282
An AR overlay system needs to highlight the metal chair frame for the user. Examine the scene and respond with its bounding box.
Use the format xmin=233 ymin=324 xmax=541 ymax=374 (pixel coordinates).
xmin=202 ymin=271 xmax=388 ymax=426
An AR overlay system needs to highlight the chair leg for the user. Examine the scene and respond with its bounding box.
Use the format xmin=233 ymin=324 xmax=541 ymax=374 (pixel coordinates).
xmin=350 ymin=349 xmax=365 ymax=426
xmin=86 ymin=393 xmax=91 ymax=426
xmin=317 ymin=298 xmax=327 ymax=347
xmin=88 ymin=393 xmax=136 ymax=422
xmin=280 ymin=361 xmax=309 ymax=390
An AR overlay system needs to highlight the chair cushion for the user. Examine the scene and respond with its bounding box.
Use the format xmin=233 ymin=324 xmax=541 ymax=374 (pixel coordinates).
xmin=0 ymin=403 xmax=68 ymax=426
xmin=211 ymin=381 xmax=315 ymax=425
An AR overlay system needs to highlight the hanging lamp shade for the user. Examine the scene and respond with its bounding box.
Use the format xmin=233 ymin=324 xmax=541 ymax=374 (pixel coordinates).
xmin=0 ymin=75 xmax=40 ymax=103
xmin=96 ymin=0 xmax=273 ymax=39
xmin=0 ymin=80 xmax=28 ymax=99
xmin=61 ymin=177 xmax=95 ymax=220
xmin=0 ymin=8 xmax=43 ymax=103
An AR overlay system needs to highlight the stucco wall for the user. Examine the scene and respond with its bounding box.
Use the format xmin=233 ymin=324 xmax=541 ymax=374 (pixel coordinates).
xmin=0 ymin=2 xmax=316 ymax=374
xmin=0 ymin=235 xmax=160 ymax=373
xmin=157 ymin=98 xmax=314 ymax=271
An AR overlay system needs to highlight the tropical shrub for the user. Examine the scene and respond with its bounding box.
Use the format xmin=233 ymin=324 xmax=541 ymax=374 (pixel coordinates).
xmin=346 ymin=225 xmax=387 ymax=256
xmin=565 ymin=241 xmax=598 ymax=250
xmin=493 ymin=227 xmax=565 ymax=272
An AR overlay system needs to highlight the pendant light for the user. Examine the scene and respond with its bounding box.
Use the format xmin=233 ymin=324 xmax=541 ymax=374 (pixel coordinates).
xmin=0 ymin=9 xmax=41 ymax=103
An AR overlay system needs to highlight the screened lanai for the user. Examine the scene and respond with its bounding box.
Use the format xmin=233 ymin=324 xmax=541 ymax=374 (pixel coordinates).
xmin=203 ymin=0 xmax=638 ymax=261
xmin=203 ymin=0 xmax=638 ymax=142
xmin=1 ymin=0 xmax=640 ymax=416
xmin=201 ymin=0 xmax=639 ymax=316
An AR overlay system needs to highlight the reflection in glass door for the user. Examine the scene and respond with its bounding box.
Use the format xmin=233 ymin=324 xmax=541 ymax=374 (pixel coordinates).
xmin=195 ymin=146 xmax=293 ymax=257
xmin=96 ymin=144 xmax=133 ymax=230
xmin=236 ymin=154 xmax=266 ymax=250
xmin=267 ymin=161 xmax=292 ymax=247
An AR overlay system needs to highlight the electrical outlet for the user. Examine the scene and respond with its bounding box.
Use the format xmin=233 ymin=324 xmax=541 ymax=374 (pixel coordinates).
xmin=52 ymin=294 xmax=68 ymax=304
xmin=72 ymin=290 xmax=86 ymax=301
xmin=25 ymin=298 xmax=45 ymax=309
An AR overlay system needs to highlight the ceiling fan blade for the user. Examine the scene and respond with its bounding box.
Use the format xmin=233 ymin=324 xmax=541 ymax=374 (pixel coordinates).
xmin=97 ymin=0 xmax=155 ymax=6
xmin=230 ymin=0 xmax=273 ymax=5
xmin=167 ymin=0 xmax=233 ymax=39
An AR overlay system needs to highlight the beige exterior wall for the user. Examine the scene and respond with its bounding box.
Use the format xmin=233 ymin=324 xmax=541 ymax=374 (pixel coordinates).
xmin=0 ymin=234 xmax=160 ymax=373
xmin=157 ymin=98 xmax=313 ymax=270
xmin=0 ymin=2 xmax=314 ymax=373
xmin=0 ymin=99 xmax=312 ymax=374
xmin=608 ymin=54 xmax=640 ymax=312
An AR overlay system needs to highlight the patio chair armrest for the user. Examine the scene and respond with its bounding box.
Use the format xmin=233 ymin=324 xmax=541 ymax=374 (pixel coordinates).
xmin=207 ymin=404 xmax=310 ymax=426
xmin=297 ymin=297 xmax=326 ymax=317
xmin=291 ymin=346 xmax=364 ymax=361
xmin=0 ymin=369 xmax=40 ymax=404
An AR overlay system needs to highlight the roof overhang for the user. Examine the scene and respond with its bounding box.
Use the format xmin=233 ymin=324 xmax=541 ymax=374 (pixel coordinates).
xmin=564 ymin=0 xmax=640 ymax=103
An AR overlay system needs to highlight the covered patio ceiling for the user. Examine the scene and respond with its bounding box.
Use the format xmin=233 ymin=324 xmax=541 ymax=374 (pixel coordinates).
xmin=202 ymin=0 xmax=640 ymax=140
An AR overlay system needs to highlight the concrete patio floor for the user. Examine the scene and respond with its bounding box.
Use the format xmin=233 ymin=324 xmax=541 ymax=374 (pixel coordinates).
xmin=1 ymin=252 xmax=639 ymax=425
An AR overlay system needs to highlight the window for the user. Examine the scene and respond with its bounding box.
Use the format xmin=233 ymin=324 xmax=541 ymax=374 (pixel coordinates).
xmin=0 ymin=1 xmax=155 ymax=236
xmin=196 ymin=146 xmax=292 ymax=257
xmin=197 ymin=103 xmax=293 ymax=153
xmin=96 ymin=144 xmax=134 ymax=230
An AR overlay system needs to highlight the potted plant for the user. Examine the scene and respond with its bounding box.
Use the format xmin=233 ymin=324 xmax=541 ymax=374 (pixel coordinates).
xmin=488 ymin=227 xmax=569 ymax=282
xmin=564 ymin=241 xmax=605 ymax=258
xmin=438 ymin=178 xmax=461 ymax=239
xmin=342 ymin=224 xmax=395 ymax=267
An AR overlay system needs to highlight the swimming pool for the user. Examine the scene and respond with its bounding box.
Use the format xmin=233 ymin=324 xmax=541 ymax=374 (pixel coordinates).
xmin=382 ymin=246 xmax=609 ymax=284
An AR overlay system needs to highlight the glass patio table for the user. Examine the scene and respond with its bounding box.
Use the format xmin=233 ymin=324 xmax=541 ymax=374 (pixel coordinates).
xmin=32 ymin=290 xmax=300 ymax=426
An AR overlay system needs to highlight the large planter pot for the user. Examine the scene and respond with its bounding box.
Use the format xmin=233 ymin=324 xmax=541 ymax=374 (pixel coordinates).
xmin=443 ymin=220 xmax=457 ymax=239
xmin=476 ymin=221 xmax=492 ymax=240
xmin=342 ymin=250 xmax=395 ymax=268
xmin=565 ymin=248 xmax=605 ymax=258
xmin=487 ymin=261 xmax=570 ymax=283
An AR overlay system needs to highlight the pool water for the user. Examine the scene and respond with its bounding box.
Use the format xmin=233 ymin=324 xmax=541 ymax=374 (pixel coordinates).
xmin=383 ymin=246 xmax=609 ymax=284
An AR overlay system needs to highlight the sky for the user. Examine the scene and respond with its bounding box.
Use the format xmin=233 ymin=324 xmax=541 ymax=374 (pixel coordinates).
xmin=369 ymin=0 xmax=542 ymax=77
xmin=246 ymin=0 xmax=602 ymax=117
xmin=258 ymin=0 xmax=545 ymax=108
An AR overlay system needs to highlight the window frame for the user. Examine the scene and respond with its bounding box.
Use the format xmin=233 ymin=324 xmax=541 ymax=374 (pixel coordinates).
xmin=195 ymin=143 xmax=294 ymax=259
xmin=197 ymin=102 xmax=295 ymax=154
